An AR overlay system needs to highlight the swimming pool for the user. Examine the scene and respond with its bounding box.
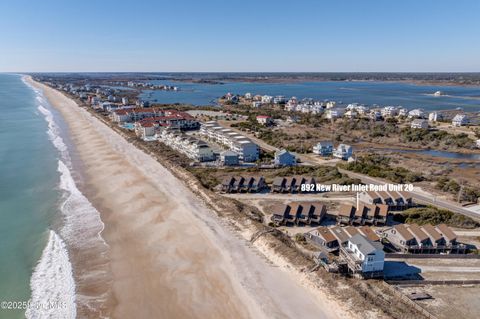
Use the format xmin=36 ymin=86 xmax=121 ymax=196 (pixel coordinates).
xmin=121 ymin=123 xmax=135 ymax=130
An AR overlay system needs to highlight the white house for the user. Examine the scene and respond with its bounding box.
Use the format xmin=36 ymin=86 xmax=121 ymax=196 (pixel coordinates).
xmin=244 ymin=92 xmax=252 ymax=100
xmin=273 ymin=96 xmax=286 ymax=104
xmin=452 ymin=114 xmax=468 ymax=127
xmin=408 ymin=109 xmax=425 ymax=119
xmin=410 ymin=119 xmax=429 ymax=129
xmin=428 ymin=112 xmax=441 ymax=122
xmin=476 ymin=139 xmax=480 ymax=149
xmin=256 ymin=115 xmax=273 ymax=126
xmin=122 ymin=97 xmax=129 ymax=105
xmin=135 ymin=121 xmax=157 ymax=139
xmin=381 ymin=106 xmax=398 ymax=118
xmin=325 ymin=101 xmax=336 ymax=109
xmin=326 ymin=108 xmax=345 ymax=119
xmin=369 ymin=110 xmax=382 ymax=121
xmin=333 ymin=144 xmax=353 ymax=160
xmin=344 ymin=110 xmax=358 ymax=119
xmin=343 ymin=234 xmax=384 ymax=274
xmin=398 ymin=108 xmax=408 ymax=117
xmin=252 ymin=101 xmax=262 ymax=108
xmin=261 ymin=95 xmax=273 ymax=104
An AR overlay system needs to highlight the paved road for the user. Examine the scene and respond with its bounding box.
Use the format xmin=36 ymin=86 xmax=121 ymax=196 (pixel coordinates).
xmin=338 ymin=168 xmax=480 ymax=221
xmin=221 ymin=122 xmax=339 ymax=166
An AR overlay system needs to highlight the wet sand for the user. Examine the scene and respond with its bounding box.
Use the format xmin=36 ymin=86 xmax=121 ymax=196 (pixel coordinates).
xmin=28 ymin=77 xmax=349 ymax=319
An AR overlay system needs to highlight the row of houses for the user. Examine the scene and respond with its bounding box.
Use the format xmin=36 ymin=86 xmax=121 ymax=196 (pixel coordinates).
xmin=134 ymin=110 xmax=200 ymax=138
xmin=359 ymin=190 xmax=414 ymax=211
xmin=220 ymin=175 xmax=317 ymax=193
xmin=382 ymin=223 xmax=466 ymax=254
xmin=220 ymin=176 xmax=266 ymax=193
xmin=112 ymin=107 xmax=163 ymax=123
xmin=337 ymin=203 xmax=389 ymax=226
xmin=312 ymin=141 xmax=353 ymax=160
xmin=271 ymin=202 xmax=327 ymax=225
xmin=199 ymin=121 xmax=259 ymax=162
xmin=158 ymin=128 xmax=215 ymax=162
xmin=271 ymin=176 xmax=317 ymax=193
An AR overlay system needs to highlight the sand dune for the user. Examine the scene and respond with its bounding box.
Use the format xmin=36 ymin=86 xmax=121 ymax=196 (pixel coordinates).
xmin=28 ymin=77 xmax=349 ymax=319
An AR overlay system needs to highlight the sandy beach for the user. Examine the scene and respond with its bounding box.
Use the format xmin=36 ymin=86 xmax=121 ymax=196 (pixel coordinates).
xmin=28 ymin=77 xmax=351 ymax=319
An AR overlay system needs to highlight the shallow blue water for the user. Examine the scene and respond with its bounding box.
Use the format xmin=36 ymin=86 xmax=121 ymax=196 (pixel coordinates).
xmin=140 ymin=80 xmax=480 ymax=111
xmin=0 ymin=74 xmax=59 ymax=318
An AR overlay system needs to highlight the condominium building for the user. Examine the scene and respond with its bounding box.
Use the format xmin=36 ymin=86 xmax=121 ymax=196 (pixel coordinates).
xmin=199 ymin=121 xmax=259 ymax=162
xmin=158 ymin=129 xmax=215 ymax=162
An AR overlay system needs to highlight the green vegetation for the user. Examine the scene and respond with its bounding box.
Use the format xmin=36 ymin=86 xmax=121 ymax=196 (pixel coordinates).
xmin=188 ymin=168 xmax=220 ymax=190
xmin=393 ymin=206 xmax=480 ymax=229
xmin=400 ymin=127 xmax=475 ymax=148
xmin=275 ymin=165 xmax=361 ymax=185
xmin=473 ymin=128 xmax=480 ymax=139
xmin=339 ymin=119 xmax=400 ymax=138
xmin=436 ymin=177 xmax=480 ymax=202
xmin=294 ymin=233 xmax=306 ymax=243
xmin=341 ymin=154 xmax=424 ymax=183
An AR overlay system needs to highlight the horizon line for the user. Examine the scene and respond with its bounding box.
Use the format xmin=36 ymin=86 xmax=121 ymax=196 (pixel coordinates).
xmin=4 ymin=71 xmax=480 ymax=74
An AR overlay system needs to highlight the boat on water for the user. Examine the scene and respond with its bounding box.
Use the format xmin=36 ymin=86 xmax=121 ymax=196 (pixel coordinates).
xmin=433 ymin=90 xmax=444 ymax=96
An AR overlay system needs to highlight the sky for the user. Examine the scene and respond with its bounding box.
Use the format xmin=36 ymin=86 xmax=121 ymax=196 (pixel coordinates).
xmin=0 ymin=0 xmax=479 ymax=72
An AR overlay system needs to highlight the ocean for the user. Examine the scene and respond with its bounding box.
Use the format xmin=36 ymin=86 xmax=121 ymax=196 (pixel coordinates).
xmin=139 ymin=79 xmax=480 ymax=111
xmin=0 ymin=74 xmax=106 ymax=318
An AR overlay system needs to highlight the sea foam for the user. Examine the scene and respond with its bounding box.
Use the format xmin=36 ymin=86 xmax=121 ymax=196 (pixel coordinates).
xmin=25 ymin=230 xmax=76 ymax=319
xmin=26 ymin=77 xmax=109 ymax=317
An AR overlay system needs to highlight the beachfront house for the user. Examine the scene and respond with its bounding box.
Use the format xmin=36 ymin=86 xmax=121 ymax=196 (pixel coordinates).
xmin=333 ymin=144 xmax=353 ymax=160
xmin=408 ymin=109 xmax=425 ymax=119
xmin=410 ymin=119 xmax=429 ymax=129
xmin=313 ymin=141 xmax=334 ymax=156
xmin=307 ymin=227 xmax=339 ymax=252
xmin=452 ymin=114 xmax=469 ymax=127
xmin=340 ymin=234 xmax=384 ymax=277
xmin=428 ymin=112 xmax=442 ymax=122
xmin=381 ymin=106 xmax=398 ymax=118
xmin=274 ymin=149 xmax=296 ymax=166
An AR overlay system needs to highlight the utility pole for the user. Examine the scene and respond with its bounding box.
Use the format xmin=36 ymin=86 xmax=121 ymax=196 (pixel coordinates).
xmin=457 ymin=181 xmax=465 ymax=203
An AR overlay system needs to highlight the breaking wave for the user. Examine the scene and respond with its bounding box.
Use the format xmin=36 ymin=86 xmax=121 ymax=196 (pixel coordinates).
xmin=25 ymin=76 xmax=109 ymax=317
xmin=25 ymin=231 xmax=76 ymax=319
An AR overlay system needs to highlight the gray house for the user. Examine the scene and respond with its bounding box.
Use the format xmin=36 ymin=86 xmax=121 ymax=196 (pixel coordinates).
xmin=220 ymin=150 xmax=239 ymax=166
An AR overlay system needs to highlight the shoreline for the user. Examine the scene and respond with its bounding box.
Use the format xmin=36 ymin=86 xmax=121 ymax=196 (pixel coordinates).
xmin=26 ymin=77 xmax=351 ymax=318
